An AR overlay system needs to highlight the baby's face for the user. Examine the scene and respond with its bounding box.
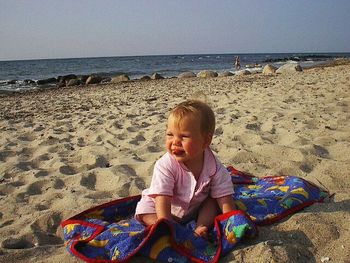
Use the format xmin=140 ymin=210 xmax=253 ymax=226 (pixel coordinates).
xmin=165 ymin=114 xmax=210 ymax=166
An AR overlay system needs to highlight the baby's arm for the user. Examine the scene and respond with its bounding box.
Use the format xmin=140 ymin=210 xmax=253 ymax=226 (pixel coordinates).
xmin=155 ymin=195 xmax=173 ymax=221
xmin=217 ymin=195 xmax=236 ymax=213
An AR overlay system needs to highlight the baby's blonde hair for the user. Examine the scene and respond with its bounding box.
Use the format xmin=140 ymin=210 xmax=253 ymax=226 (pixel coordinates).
xmin=170 ymin=100 xmax=215 ymax=136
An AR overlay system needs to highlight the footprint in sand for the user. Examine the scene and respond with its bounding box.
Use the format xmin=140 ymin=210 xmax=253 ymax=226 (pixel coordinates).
xmin=132 ymin=153 xmax=145 ymax=162
xmin=23 ymin=121 xmax=34 ymax=128
xmin=11 ymin=180 xmax=26 ymax=187
xmin=214 ymin=127 xmax=223 ymax=136
xmin=16 ymin=161 xmax=38 ymax=171
xmin=0 ymin=150 xmax=16 ymax=162
xmin=0 ymin=219 xmax=15 ymax=228
xmin=33 ymin=125 xmax=45 ymax=132
xmin=313 ymin=145 xmax=330 ymax=159
xmin=85 ymin=191 xmax=113 ymax=200
xmin=36 ymin=153 xmax=51 ymax=161
xmin=30 ymin=212 xmax=63 ymax=246
xmin=18 ymin=147 xmax=33 ymax=159
xmin=80 ymin=173 xmax=96 ymax=190
xmin=26 ymin=181 xmax=48 ymax=195
xmin=77 ymin=137 xmax=86 ymax=147
xmin=140 ymin=121 xmax=151 ymax=128
xmin=112 ymin=121 xmax=123 ymax=129
xmin=53 ymin=127 xmax=65 ymax=135
xmin=91 ymin=155 xmax=111 ymax=169
xmin=246 ymin=123 xmax=261 ymax=131
xmin=15 ymin=192 xmax=29 ymax=203
xmin=39 ymin=136 xmax=60 ymax=146
xmin=126 ymin=126 xmax=138 ymax=132
xmin=17 ymin=134 xmax=34 ymax=142
xmin=1 ymin=236 xmax=35 ymax=249
xmin=299 ymin=163 xmax=313 ymax=173
xmin=147 ymin=145 xmax=163 ymax=153
xmin=53 ymin=178 xmax=65 ymax=189
xmin=116 ymin=182 xmax=131 ymax=197
xmin=129 ymin=134 xmax=146 ymax=145
xmin=116 ymin=133 xmax=127 ymax=140
xmin=129 ymin=179 xmax=146 ymax=195
xmin=34 ymin=170 xmax=49 ymax=178
xmin=35 ymin=203 xmax=49 ymax=211
xmin=5 ymin=141 xmax=18 ymax=147
xmin=0 ymin=183 xmax=16 ymax=196
xmin=59 ymin=165 xmax=77 ymax=175
xmin=115 ymin=164 xmax=138 ymax=177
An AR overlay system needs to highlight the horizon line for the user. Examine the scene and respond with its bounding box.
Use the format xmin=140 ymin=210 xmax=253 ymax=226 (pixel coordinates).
xmin=1 ymin=51 xmax=350 ymax=62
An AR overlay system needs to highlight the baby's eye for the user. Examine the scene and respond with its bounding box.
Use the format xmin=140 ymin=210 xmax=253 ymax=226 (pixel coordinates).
xmin=166 ymin=133 xmax=173 ymax=137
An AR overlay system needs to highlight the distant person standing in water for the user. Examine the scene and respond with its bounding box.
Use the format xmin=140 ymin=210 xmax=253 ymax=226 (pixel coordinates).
xmin=235 ymin=56 xmax=241 ymax=70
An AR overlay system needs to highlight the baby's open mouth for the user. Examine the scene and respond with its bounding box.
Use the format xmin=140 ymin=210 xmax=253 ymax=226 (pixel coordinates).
xmin=172 ymin=149 xmax=185 ymax=156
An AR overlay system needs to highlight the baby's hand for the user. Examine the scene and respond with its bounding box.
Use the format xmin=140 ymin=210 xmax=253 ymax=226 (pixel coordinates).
xmin=194 ymin=225 xmax=208 ymax=239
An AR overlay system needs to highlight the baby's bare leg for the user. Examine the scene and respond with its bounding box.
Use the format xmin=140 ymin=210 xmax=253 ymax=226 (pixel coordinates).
xmin=195 ymin=197 xmax=219 ymax=237
xmin=137 ymin=213 xmax=157 ymax=226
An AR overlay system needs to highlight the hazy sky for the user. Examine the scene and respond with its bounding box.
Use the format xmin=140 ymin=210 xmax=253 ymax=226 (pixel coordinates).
xmin=1 ymin=0 xmax=349 ymax=60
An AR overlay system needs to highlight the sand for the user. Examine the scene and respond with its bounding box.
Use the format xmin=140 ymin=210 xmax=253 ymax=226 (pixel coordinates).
xmin=0 ymin=61 xmax=349 ymax=263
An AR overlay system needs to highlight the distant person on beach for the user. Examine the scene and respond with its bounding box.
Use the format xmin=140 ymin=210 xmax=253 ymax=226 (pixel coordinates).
xmin=235 ymin=56 xmax=241 ymax=70
xmin=135 ymin=100 xmax=236 ymax=238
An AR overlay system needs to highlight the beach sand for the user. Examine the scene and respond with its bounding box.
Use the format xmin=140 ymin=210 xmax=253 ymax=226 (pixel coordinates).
xmin=0 ymin=61 xmax=349 ymax=262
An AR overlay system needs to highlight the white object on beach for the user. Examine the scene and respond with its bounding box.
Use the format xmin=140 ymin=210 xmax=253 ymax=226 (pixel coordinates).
xmin=276 ymin=63 xmax=303 ymax=73
xmin=321 ymin=257 xmax=330 ymax=262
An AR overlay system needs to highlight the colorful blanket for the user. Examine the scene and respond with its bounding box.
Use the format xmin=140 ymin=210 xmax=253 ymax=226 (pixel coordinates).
xmin=61 ymin=167 xmax=328 ymax=263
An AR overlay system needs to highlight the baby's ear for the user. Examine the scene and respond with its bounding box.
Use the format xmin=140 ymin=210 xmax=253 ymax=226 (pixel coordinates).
xmin=204 ymin=134 xmax=213 ymax=147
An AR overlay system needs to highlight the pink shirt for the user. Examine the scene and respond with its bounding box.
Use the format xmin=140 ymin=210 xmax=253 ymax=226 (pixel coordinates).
xmin=135 ymin=148 xmax=234 ymax=219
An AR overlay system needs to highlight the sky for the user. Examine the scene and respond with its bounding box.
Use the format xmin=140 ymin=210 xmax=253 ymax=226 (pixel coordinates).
xmin=0 ymin=0 xmax=349 ymax=61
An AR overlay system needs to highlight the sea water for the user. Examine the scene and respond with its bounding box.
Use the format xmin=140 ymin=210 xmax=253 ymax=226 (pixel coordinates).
xmin=0 ymin=52 xmax=349 ymax=92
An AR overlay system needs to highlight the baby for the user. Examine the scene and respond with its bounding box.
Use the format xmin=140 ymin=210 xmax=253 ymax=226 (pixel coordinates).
xmin=135 ymin=100 xmax=235 ymax=237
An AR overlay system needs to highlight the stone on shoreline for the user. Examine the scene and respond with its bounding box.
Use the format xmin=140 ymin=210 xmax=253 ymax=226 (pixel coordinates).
xmin=197 ymin=70 xmax=218 ymax=78
xmin=86 ymin=75 xmax=103 ymax=85
xmin=37 ymin=77 xmax=58 ymax=85
xmin=66 ymin=79 xmax=81 ymax=86
xmin=263 ymin=64 xmax=277 ymax=74
xmin=178 ymin=72 xmax=196 ymax=78
xmin=151 ymin=73 xmax=164 ymax=80
xmin=219 ymin=71 xmax=234 ymax=77
xmin=111 ymin=74 xmax=130 ymax=83
xmin=235 ymin=70 xmax=251 ymax=76
xmin=58 ymin=74 xmax=77 ymax=84
xmin=24 ymin=79 xmax=35 ymax=84
xmin=80 ymin=75 xmax=90 ymax=83
xmin=140 ymin=76 xmax=151 ymax=81
xmin=276 ymin=63 xmax=303 ymax=74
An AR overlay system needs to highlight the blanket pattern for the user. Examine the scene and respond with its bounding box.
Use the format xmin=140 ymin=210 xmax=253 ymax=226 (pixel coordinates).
xmin=61 ymin=167 xmax=328 ymax=263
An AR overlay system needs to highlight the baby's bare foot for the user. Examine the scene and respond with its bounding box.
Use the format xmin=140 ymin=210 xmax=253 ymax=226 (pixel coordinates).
xmin=194 ymin=225 xmax=208 ymax=239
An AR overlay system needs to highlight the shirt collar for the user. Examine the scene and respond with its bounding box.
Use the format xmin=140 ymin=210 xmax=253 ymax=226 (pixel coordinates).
xmin=177 ymin=147 xmax=217 ymax=179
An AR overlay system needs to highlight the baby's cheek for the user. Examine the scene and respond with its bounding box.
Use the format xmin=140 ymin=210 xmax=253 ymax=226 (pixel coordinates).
xmin=165 ymin=140 xmax=172 ymax=149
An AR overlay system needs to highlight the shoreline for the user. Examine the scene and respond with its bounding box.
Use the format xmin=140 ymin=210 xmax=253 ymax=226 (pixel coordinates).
xmin=1 ymin=56 xmax=349 ymax=94
xmin=0 ymin=61 xmax=349 ymax=262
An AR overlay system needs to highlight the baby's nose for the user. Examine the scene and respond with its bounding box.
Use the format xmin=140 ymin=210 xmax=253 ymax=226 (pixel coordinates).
xmin=173 ymin=136 xmax=181 ymax=145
